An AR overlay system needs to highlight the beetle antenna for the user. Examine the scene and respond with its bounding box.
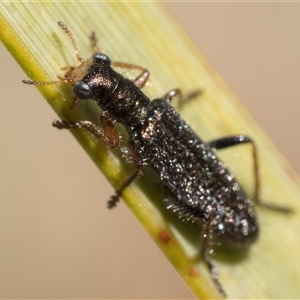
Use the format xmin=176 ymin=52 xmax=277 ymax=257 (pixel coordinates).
xmin=58 ymin=21 xmax=84 ymax=63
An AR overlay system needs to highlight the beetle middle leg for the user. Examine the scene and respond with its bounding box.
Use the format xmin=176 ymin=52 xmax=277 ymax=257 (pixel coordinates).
xmin=107 ymin=148 xmax=143 ymax=209
xmin=208 ymin=135 xmax=293 ymax=213
xmin=162 ymin=88 xmax=202 ymax=109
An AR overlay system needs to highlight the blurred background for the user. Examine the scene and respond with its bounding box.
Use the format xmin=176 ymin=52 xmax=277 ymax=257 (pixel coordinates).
xmin=0 ymin=2 xmax=299 ymax=299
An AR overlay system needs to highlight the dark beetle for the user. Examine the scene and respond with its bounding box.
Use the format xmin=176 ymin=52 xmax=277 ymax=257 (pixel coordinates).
xmin=23 ymin=22 xmax=291 ymax=297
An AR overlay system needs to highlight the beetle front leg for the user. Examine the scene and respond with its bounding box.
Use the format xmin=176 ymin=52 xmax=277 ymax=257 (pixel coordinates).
xmin=111 ymin=61 xmax=150 ymax=89
xmin=53 ymin=115 xmax=119 ymax=149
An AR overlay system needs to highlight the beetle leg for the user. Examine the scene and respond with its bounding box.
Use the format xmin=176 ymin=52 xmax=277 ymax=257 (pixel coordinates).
xmin=208 ymin=135 xmax=293 ymax=213
xmin=107 ymin=149 xmax=143 ymax=208
xmin=201 ymin=217 xmax=226 ymax=297
xmin=162 ymin=88 xmax=201 ymax=109
xmin=111 ymin=61 xmax=149 ymax=89
xmin=53 ymin=115 xmax=119 ymax=149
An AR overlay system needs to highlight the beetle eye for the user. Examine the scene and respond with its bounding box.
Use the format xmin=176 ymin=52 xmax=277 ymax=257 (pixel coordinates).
xmin=73 ymin=81 xmax=93 ymax=99
xmin=92 ymin=53 xmax=110 ymax=65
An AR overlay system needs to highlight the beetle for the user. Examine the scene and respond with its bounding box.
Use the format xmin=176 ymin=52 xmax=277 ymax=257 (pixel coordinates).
xmin=23 ymin=22 xmax=292 ymax=296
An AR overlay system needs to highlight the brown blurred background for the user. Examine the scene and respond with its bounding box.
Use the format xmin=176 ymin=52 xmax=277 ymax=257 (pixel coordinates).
xmin=0 ymin=3 xmax=299 ymax=299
